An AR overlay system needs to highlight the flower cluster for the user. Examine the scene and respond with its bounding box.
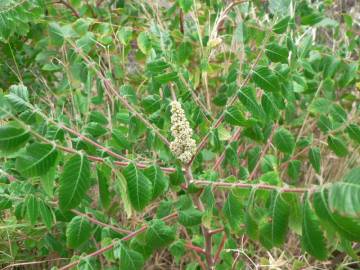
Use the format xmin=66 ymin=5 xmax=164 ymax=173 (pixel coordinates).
xmin=169 ymin=101 xmax=196 ymax=163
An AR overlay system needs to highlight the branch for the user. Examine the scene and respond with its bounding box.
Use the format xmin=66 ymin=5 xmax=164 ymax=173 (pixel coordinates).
xmin=190 ymin=180 xmax=310 ymax=193
xmin=214 ymin=234 xmax=227 ymax=264
xmin=187 ymin=32 xmax=271 ymax=166
xmin=59 ymin=212 xmax=178 ymax=270
xmin=213 ymin=127 xmax=241 ymax=171
xmin=70 ymin=209 xmax=132 ymax=235
xmin=248 ymin=123 xmax=278 ymax=180
xmin=184 ymin=166 xmax=214 ymax=270
xmin=55 ymin=0 xmax=80 ymax=18
xmin=68 ymin=42 xmax=171 ymax=147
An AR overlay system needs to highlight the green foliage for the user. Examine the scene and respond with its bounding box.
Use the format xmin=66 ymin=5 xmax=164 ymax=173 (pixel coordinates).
xmin=0 ymin=0 xmax=359 ymax=269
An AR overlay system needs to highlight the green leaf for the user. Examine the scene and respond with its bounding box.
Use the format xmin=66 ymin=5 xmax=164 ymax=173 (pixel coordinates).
xmin=237 ymin=87 xmax=265 ymax=121
xmin=39 ymin=200 xmax=54 ymax=229
xmin=273 ymin=16 xmax=290 ymax=34
xmin=328 ymin=169 xmax=360 ymax=218
xmin=25 ymin=195 xmax=38 ymax=225
xmin=327 ymin=135 xmax=348 ymax=157
xmin=16 ymin=143 xmax=58 ymax=177
xmin=0 ymin=123 xmax=30 ymax=154
xmin=222 ymin=190 xmax=244 ymax=231
xmin=114 ymin=170 xmax=133 ymax=218
xmin=145 ymin=219 xmax=176 ymax=249
xmin=58 ymin=154 xmax=91 ymax=211
xmin=224 ymin=105 xmax=251 ymax=126
xmin=273 ymin=127 xmax=295 ymax=154
xmin=265 ymin=43 xmax=289 ymax=63
xmin=97 ymin=165 xmax=111 ymax=209
xmin=346 ymin=124 xmax=360 ymax=144
xmin=178 ymin=207 xmax=203 ymax=227
xmin=153 ymin=72 xmax=178 ymax=84
xmin=179 ymin=0 xmax=193 ymax=13
xmin=261 ymin=92 xmax=280 ymax=121
xmin=313 ymin=189 xmax=360 ymax=241
xmin=287 ymin=160 xmax=301 ymax=182
xmin=270 ymin=192 xmax=290 ymax=246
xmin=137 ymin=32 xmax=151 ymax=54
xmin=6 ymin=84 xmax=29 ymax=112
xmin=66 ymin=216 xmax=92 ymax=249
xmin=114 ymin=243 xmax=144 ymax=270
xmin=308 ymin=98 xmax=332 ymax=114
xmin=301 ymin=197 xmax=327 ymax=260
xmin=122 ymin=163 xmax=152 ymax=211
xmin=143 ymin=165 xmax=168 ymax=200
xmin=252 ymin=66 xmax=280 ymax=92
xmin=308 ymin=147 xmax=321 ymax=173
xmin=141 ymin=95 xmax=161 ymax=114
xmin=117 ymin=26 xmax=133 ymax=45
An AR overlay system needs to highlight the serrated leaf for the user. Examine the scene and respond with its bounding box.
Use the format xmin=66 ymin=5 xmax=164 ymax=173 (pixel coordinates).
xmin=327 ymin=135 xmax=348 ymax=157
xmin=145 ymin=219 xmax=176 ymax=249
xmin=25 ymin=195 xmax=38 ymax=225
xmin=16 ymin=143 xmax=58 ymax=177
xmin=301 ymin=197 xmax=327 ymax=260
xmin=328 ymin=169 xmax=360 ymax=218
xmin=122 ymin=163 xmax=152 ymax=211
xmin=143 ymin=165 xmax=168 ymax=200
xmin=273 ymin=16 xmax=290 ymax=34
xmin=309 ymin=147 xmax=321 ymax=173
xmin=224 ymin=105 xmax=250 ymax=126
xmin=6 ymin=84 xmax=29 ymax=112
xmin=58 ymin=154 xmax=91 ymax=211
xmin=346 ymin=124 xmax=360 ymax=144
xmin=265 ymin=43 xmax=289 ymax=63
xmin=178 ymin=207 xmax=203 ymax=227
xmin=313 ymin=188 xmax=360 ymax=241
xmin=114 ymin=243 xmax=144 ymax=270
xmin=238 ymin=87 xmax=265 ymax=121
xmin=0 ymin=123 xmax=30 ymax=154
xmin=270 ymin=192 xmax=290 ymax=246
xmin=97 ymin=165 xmax=111 ymax=209
xmin=137 ymin=32 xmax=151 ymax=54
xmin=39 ymin=200 xmax=54 ymax=229
xmin=222 ymin=191 xmax=244 ymax=231
xmin=261 ymin=92 xmax=280 ymax=121
xmin=308 ymin=98 xmax=332 ymax=114
xmin=273 ymin=127 xmax=295 ymax=154
xmin=153 ymin=71 xmax=178 ymax=84
xmin=252 ymin=66 xmax=280 ymax=92
xmin=141 ymin=95 xmax=161 ymax=114
xmin=66 ymin=216 xmax=92 ymax=249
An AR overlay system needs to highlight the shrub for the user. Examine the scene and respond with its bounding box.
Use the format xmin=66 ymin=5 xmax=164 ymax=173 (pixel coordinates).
xmin=0 ymin=0 xmax=359 ymax=269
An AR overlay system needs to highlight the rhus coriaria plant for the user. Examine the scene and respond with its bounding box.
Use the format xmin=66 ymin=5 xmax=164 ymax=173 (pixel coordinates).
xmin=0 ymin=0 xmax=359 ymax=269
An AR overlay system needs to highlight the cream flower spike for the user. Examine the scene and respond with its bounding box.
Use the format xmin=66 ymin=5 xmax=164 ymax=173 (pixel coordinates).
xmin=169 ymin=101 xmax=196 ymax=163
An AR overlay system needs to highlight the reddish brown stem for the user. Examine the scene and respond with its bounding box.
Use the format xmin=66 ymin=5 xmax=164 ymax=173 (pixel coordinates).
xmin=70 ymin=209 xmax=132 ymax=235
xmin=191 ymin=180 xmax=309 ymax=193
xmin=209 ymin=228 xmax=224 ymax=235
xmin=185 ymin=242 xmax=206 ymax=255
xmin=214 ymin=234 xmax=227 ymax=264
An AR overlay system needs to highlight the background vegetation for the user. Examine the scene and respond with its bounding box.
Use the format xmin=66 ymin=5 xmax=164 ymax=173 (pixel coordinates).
xmin=0 ymin=0 xmax=359 ymax=269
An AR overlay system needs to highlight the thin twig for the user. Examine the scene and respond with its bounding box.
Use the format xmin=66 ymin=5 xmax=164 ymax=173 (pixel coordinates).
xmin=191 ymin=180 xmax=310 ymax=193
xmin=248 ymin=123 xmax=278 ymax=180
xmin=55 ymin=0 xmax=80 ymax=17
xmin=59 ymin=212 xmax=178 ymax=270
xmin=70 ymin=209 xmax=132 ymax=235
xmin=187 ymin=32 xmax=271 ymax=166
